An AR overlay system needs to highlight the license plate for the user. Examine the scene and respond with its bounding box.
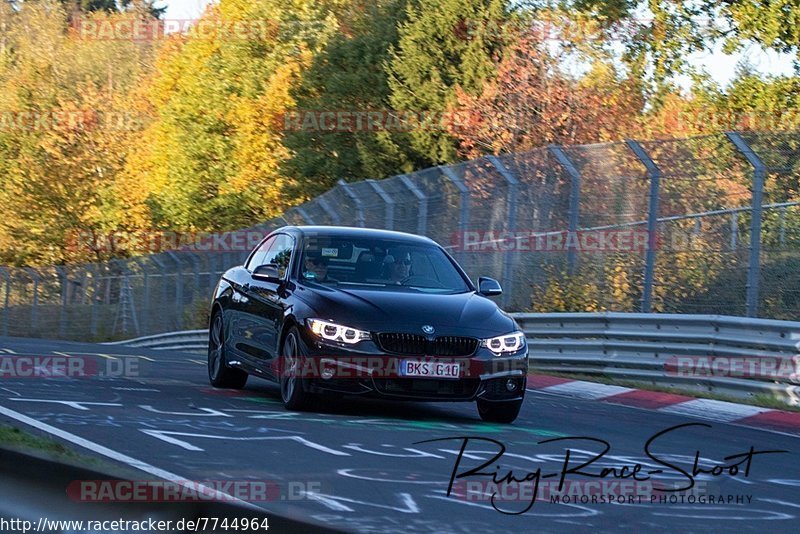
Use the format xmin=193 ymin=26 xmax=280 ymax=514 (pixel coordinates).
xmin=400 ymin=360 xmax=460 ymax=379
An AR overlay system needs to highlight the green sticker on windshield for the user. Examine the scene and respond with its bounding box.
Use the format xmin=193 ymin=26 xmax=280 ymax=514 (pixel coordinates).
xmin=322 ymin=248 xmax=338 ymax=257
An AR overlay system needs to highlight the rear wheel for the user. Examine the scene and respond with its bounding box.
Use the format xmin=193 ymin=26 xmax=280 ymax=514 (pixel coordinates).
xmin=477 ymin=398 xmax=522 ymax=424
xmin=279 ymin=326 xmax=314 ymax=411
xmin=208 ymin=312 xmax=248 ymax=389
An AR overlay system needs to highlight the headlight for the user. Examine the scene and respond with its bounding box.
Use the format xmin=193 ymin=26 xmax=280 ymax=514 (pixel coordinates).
xmin=481 ymin=331 xmax=526 ymax=355
xmin=307 ymin=318 xmax=371 ymax=344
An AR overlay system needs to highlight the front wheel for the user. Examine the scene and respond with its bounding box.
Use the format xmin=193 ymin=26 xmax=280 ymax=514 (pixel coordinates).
xmin=208 ymin=312 xmax=248 ymax=389
xmin=279 ymin=326 xmax=314 ymax=411
xmin=476 ymin=398 xmax=523 ymax=424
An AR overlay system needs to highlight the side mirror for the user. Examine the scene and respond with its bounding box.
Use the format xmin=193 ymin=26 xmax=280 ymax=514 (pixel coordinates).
xmin=478 ymin=277 xmax=502 ymax=296
xmin=252 ymin=263 xmax=282 ymax=283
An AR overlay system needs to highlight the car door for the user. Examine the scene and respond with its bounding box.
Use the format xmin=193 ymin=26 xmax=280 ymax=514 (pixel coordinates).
xmin=227 ymin=236 xmax=274 ymax=366
xmin=239 ymin=233 xmax=296 ymax=375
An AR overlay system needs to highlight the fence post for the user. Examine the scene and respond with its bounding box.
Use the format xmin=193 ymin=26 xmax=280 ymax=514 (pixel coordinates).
xmin=165 ymin=251 xmax=184 ymax=330
xmin=548 ymin=145 xmax=582 ymax=275
xmin=24 ymin=267 xmax=39 ymax=334
xmin=486 ymin=156 xmax=519 ymax=308
xmin=366 ymin=179 xmax=394 ymax=230
xmin=0 ymin=267 xmax=9 ymax=336
xmin=439 ymin=165 xmax=470 ymax=263
xmin=150 ymin=254 xmax=169 ymax=329
xmin=625 ymin=140 xmax=661 ymax=313
xmin=89 ymin=264 xmax=99 ymax=337
xmin=291 ymin=206 xmax=315 ymax=225
xmin=134 ymin=258 xmax=151 ymax=335
xmin=399 ymin=174 xmax=427 ymax=235
xmin=726 ymin=131 xmax=766 ymax=317
xmin=55 ymin=266 xmax=67 ymax=339
xmin=730 ymin=212 xmax=738 ymax=250
xmin=337 ymin=180 xmax=365 ymax=227
xmin=316 ymin=196 xmax=341 ymax=225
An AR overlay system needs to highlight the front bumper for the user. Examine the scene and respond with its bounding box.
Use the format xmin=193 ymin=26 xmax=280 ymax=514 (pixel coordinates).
xmin=293 ymin=328 xmax=528 ymax=402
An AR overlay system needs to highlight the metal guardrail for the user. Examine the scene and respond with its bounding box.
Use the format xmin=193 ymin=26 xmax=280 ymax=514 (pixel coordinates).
xmin=104 ymin=329 xmax=208 ymax=352
xmin=515 ymin=312 xmax=800 ymax=405
xmin=113 ymin=313 xmax=800 ymax=405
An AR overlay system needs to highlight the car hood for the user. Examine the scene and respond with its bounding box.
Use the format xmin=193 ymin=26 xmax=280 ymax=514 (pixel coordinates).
xmin=295 ymin=284 xmax=517 ymax=336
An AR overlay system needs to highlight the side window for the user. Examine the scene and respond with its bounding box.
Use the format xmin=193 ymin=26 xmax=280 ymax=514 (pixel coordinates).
xmin=262 ymin=234 xmax=294 ymax=278
xmin=246 ymin=236 xmax=275 ymax=271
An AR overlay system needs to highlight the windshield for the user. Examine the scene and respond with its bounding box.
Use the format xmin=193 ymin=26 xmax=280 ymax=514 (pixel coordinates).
xmin=299 ymin=235 xmax=471 ymax=293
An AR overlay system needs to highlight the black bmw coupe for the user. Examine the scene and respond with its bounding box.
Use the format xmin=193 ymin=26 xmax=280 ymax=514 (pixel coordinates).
xmin=207 ymin=226 xmax=528 ymax=423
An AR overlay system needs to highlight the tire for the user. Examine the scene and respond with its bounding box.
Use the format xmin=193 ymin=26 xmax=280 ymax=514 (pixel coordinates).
xmin=208 ymin=311 xmax=248 ymax=389
xmin=477 ymin=398 xmax=523 ymax=424
xmin=279 ymin=326 xmax=314 ymax=411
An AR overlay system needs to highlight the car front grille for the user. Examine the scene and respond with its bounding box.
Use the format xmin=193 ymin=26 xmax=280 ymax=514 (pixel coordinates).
xmin=376 ymin=333 xmax=478 ymax=356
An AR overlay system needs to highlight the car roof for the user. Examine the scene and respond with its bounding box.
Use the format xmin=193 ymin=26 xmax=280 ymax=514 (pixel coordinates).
xmin=277 ymin=226 xmax=438 ymax=246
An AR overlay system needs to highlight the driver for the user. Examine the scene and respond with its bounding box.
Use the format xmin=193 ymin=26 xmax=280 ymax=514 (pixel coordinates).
xmin=383 ymin=249 xmax=412 ymax=284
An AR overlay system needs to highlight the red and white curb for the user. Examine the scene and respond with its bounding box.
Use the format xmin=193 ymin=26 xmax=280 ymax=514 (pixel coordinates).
xmin=527 ymin=374 xmax=800 ymax=435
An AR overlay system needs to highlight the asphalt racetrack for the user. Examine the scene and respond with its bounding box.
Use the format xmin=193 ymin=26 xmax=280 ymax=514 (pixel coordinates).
xmin=0 ymin=336 xmax=798 ymax=533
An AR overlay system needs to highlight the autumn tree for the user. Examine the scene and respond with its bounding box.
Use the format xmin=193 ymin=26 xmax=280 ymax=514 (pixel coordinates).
xmin=447 ymin=30 xmax=644 ymax=158
xmin=117 ymin=0 xmax=344 ymax=233
xmin=282 ymin=0 xmax=415 ymax=195
xmin=0 ymin=2 xmax=154 ymax=265
xmin=385 ymin=0 xmax=514 ymax=165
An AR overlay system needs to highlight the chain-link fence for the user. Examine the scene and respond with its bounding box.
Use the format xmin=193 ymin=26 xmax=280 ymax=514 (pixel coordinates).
xmin=1 ymin=130 xmax=798 ymax=341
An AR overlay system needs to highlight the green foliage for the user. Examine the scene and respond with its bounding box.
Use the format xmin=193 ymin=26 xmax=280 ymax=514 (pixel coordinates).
xmin=119 ymin=0 xmax=344 ymax=232
xmin=283 ymin=0 xmax=416 ymax=193
xmin=386 ymin=0 xmax=512 ymax=164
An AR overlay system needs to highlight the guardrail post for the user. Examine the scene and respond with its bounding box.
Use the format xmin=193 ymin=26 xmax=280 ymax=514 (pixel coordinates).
xmin=366 ymin=179 xmax=394 ymax=230
xmin=626 ymin=140 xmax=661 ymax=313
xmin=548 ymin=145 xmax=581 ymax=275
xmin=439 ymin=165 xmax=470 ymax=264
xmin=337 ymin=180 xmax=365 ymax=227
xmin=726 ymin=131 xmax=766 ymax=317
xmin=486 ymin=156 xmax=519 ymax=308
xmin=0 ymin=267 xmax=9 ymax=336
xmin=399 ymin=174 xmax=427 ymax=236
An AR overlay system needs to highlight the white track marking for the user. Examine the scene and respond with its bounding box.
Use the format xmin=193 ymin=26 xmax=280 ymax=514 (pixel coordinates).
xmin=139 ymin=405 xmax=232 ymax=417
xmin=7 ymin=399 xmax=123 ymax=411
xmin=541 ymin=381 xmax=635 ymax=400
xmin=139 ymin=429 xmax=351 ymax=456
xmin=659 ymin=399 xmax=770 ymax=422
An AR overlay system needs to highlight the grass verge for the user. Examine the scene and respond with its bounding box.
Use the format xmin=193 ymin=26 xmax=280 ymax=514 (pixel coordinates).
xmin=0 ymin=424 xmax=143 ymax=478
